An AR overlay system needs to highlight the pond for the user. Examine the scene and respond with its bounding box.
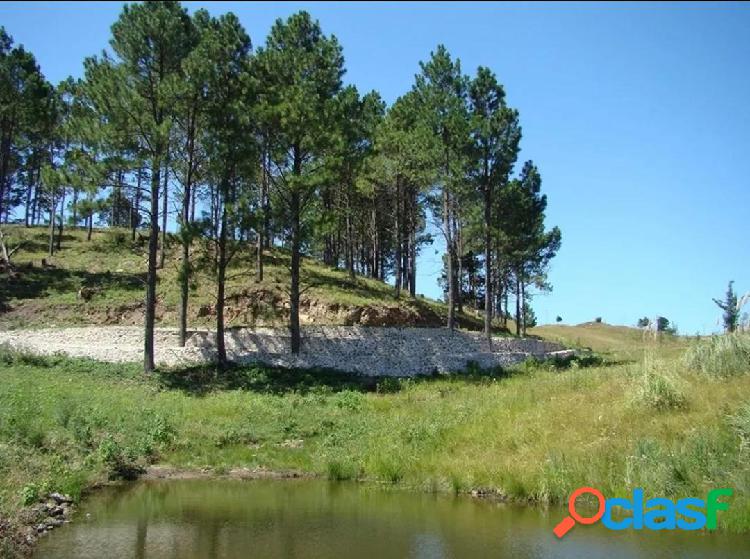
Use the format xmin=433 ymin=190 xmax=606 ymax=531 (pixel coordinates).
xmin=33 ymin=479 xmax=747 ymax=558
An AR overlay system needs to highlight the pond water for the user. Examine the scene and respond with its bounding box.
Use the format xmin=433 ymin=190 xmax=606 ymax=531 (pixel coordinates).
xmin=34 ymin=479 xmax=748 ymax=559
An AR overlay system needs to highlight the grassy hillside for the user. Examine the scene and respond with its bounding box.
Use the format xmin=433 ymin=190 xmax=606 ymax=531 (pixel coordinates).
xmin=1 ymin=330 xmax=750 ymax=556
xmin=531 ymin=322 xmax=689 ymax=361
xmin=0 ymin=225 xmax=499 ymax=332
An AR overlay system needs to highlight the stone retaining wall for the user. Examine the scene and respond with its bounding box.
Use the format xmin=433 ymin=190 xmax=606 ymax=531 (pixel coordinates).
xmin=0 ymin=326 xmax=567 ymax=377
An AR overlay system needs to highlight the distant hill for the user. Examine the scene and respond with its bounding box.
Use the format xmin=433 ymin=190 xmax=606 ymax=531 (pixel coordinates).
xmin=531 ymin=321 xmax=687 ymax=360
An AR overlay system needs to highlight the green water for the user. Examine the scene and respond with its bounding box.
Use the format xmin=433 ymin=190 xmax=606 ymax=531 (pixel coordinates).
xmin=33 ymin=480 xmax=748 ymax=558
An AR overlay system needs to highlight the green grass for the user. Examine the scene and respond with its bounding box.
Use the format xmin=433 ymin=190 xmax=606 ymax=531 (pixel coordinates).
xmin=685 ymin=332 xmax=750 ymax=377
xmin=0 ymin=224 xmax=501 ymax=332
xmin=1 ymin=327 xmax=749 ymax=554
xmin=531 ymin=321 xmax=688 ymax=361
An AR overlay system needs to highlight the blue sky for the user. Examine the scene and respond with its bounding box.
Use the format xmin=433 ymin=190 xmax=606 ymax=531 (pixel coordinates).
xmin=1 ymin=2 xmax=748 ymax=333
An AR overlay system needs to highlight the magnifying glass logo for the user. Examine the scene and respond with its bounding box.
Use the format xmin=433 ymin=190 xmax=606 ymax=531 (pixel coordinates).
xmin=553 ymin=486 xmax=606 ymax=538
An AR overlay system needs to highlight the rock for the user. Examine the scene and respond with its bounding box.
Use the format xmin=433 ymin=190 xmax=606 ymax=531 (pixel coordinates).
xmin=77 ymin=287 xmax=97 ymax=302
xmin=344 ymin=307 xmax=363 ymax=325
xmin=48 ymin=506 xmax=65 ymax=517
xmin=36 ymin=524 xmax=46 ymax=534
xmin=197 ymin=304 xmax=213 ymax=318
xmin=279 ymin=439 xmax=304 ymax=449
xmin=49 ymin=492 xmax=73 ymax=505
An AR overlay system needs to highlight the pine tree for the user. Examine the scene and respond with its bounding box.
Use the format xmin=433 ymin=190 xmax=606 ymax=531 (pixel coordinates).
xmin=413 ymin=46 xmax=470 ymax=330
xmin=193 ymin=13 xmax=255 ymax=365
xmin=83 ymin=1 xmax=195 ymax=372
xmin=254 ymin=11 xmax=344 ymax=354
xmin=713 ymin=281 xmax=739 ymax=333
xmin=468 ymin=66 xmax=520 ymax=343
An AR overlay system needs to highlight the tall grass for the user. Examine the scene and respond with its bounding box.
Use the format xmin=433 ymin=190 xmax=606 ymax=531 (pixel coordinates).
xmin=629 ymin=352 xmax=687 ymax=410
xmin=685 ymin=332 xmax=750 ymax=377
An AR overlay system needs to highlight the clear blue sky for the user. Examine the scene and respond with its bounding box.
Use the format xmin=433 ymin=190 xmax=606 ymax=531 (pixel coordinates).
xmin=2 ymin=1 xmax=748 ymax=334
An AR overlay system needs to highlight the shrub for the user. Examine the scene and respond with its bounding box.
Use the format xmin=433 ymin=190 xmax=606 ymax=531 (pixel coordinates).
xmin=630 ymin=355 xmax=687 ymax=411
xmin=334 ymin=390 xmax=364 ymax=411
xmin=326 ymin=458 xmax=358 ymax=481
xmin=21 ymin=483 xmax=39 ymax=506
xmin=97 ymin=435 xmax=144 ymax=480
xmin=376 ymin=377 xmax=402 ymax=394
xmin=96 ymin=230 xmax=130 ymax=251
xmin=594 ymin=317 xmax=602 ymax=323
xmin=684 ymin=333 xmax=750 ymax=377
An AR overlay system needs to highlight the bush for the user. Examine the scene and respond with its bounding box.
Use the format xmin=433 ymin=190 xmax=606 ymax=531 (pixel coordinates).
xmin=376 ymin=377 xmax=402 ymax=394
xmin=97 ymin=435 xmax=145 ymax=480
xmin=326 ymin=458 xmax=358 ymax=481
xmin=684 ymin=333 xmax=750 ymax=377
xmin=21 ymin=483 xmax=39 ymax=506
xmin=99 ymin=230 xmax=130 ymax=250
xmin=630 ymin=355 xmax=687 ymax=411
xmin=594 ymin=317 xmax=602 ymax=323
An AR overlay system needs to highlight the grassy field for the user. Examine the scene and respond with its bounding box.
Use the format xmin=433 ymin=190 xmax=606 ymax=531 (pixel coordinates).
xmin=1 ymin=325 xmax=750 ymax=555
xmin=0 ymin=225 xmax=495 ymax=332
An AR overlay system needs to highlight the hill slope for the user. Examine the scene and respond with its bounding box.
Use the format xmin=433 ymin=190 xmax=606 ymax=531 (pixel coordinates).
xmin=531 ymin=321 xmax=688 ymax=360
xmin=0 ymin=225 xmax=498 ymax=332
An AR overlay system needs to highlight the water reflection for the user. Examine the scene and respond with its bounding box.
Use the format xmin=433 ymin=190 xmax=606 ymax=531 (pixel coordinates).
xmin=34 ymin=480 xmax=747 ymax=559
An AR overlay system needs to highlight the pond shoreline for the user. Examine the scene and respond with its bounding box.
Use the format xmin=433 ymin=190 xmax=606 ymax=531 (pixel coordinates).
xmin=12 ymin=464 xmax=514 ymax=558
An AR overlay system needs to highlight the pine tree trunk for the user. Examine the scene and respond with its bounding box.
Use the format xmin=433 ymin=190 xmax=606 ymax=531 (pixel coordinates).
xmin=190 ymin=185 xmax=196 ymax=223
xmin=56 ymin=189 xmax=64 ymax=251
xmin=132 ymin=169 xmax=141 ymax=241
xmin=48 ymin=192 xmax=56 ymax=257
xmin=521 ymin=279 xmax=527 ymax=337
xmin=255 ymin=226 xmax=263 ymax=283
xmin=72 ymin=188 xmax=78 ymax=226
xmin=515 ymin=274 xmax=521 ymax=336
xmin=371 ymin=206 xmax=378 ymax=281
xmin=256 ymin=149 xmax=267 ymax=283
xmin=444 ymin=188 xmax=455 ymax=330
xmin=483 ymin=170 xmax=492 ymax=344
xmin=346 ymin=186 xmax=355 ymax=280
xmin=0 ymin=124 xmax=12 ymax=222
xmin=24 ymin=173 xmax=33 ymax=227
xmin=409 ymin=215 xmax=416 ymax=297
xmin=263 ymin=148 xmax=271 ymax=249
xmin=144 ymin=161 xmax=161 ymax=374
xmin=159 ymin=154 xmax=169 ymax=269
xmin=443 ymin=142 xmax=456 ymax=331
xmin=216 ymin=201 xmax=228 ymax=366
xmin=178 ymin=167 xmax=192 ymax=348
xmin=394 ymin=176 xmax=402 ymax=298
xmin=289 ymin=147 xmax=302 ymax=355
xmin=454 ymin=205 xmax=463 ymax=314
xmin=503 ymin=283 xmax=509 ymax=328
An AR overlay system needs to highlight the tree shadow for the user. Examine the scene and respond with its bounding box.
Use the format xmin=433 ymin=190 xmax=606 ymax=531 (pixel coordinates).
xmin=155 ymin=361 xmax=380 ymax=396
xmin=301 ymin=267 xmax=393 ymax=303
xmin=155 ymin=350 xmax=617 ymax=398
xmin=0 ymin=265 xmax=145 ymax=302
